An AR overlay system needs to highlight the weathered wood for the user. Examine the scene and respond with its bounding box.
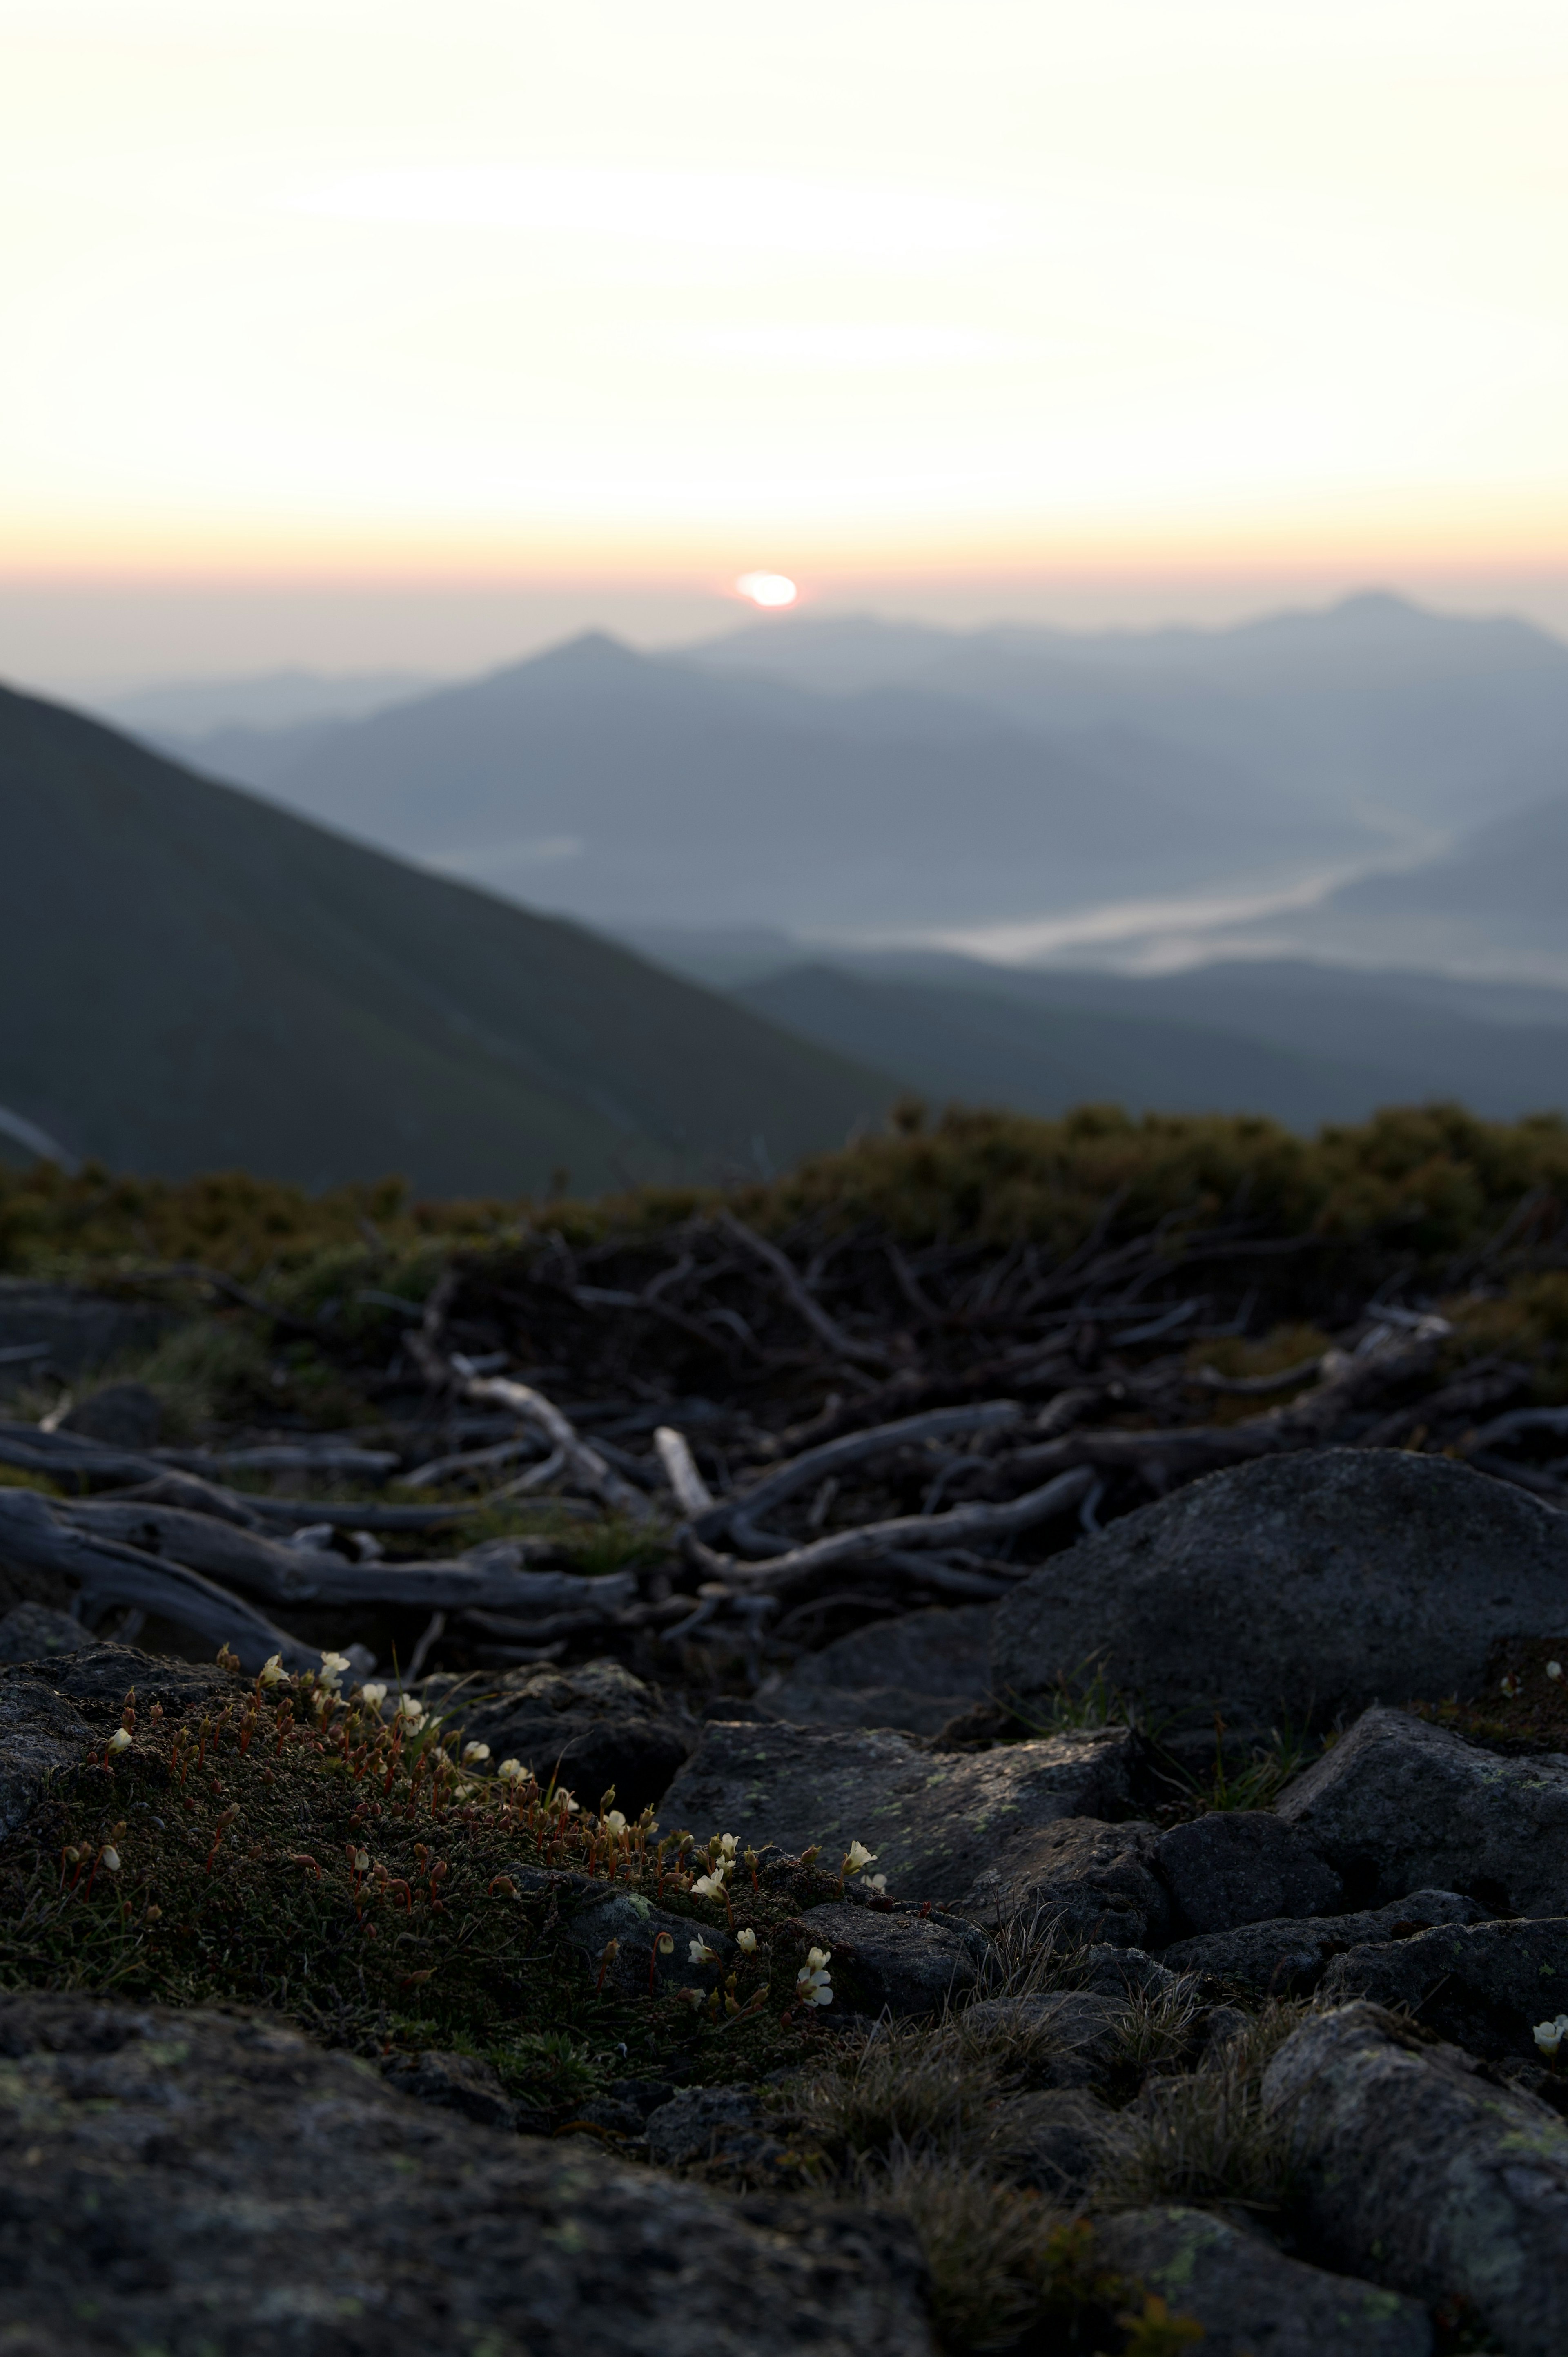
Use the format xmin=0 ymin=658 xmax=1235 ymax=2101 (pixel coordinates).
xmin=56 ymin=1500 xmax=637 ymax=1614
xmin=720 ymin=1464 xmax=1095 ymax=1593
xmin=698 ymin=1400 xmax=1023 ymax=1553
xmin=654 ymin=1426 xmax=715 ymax=1516
xmin=0 ymin=1488 xmax=319 ymax=1676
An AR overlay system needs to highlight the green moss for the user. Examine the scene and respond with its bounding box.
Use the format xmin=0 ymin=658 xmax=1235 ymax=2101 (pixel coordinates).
xmin=0 ymin=1667 xmax=853 ymax=2116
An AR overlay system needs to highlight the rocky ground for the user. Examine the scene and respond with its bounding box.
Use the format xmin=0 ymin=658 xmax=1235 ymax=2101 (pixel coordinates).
xmin=2 ymin=1441 xmax=1567 ymax=2353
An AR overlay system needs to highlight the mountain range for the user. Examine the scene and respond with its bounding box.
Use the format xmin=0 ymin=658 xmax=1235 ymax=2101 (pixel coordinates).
xmin=0 ymin=685 xmax=886 ymax=1192
xmin=126 ymin=595 xmax=1568 ymax=977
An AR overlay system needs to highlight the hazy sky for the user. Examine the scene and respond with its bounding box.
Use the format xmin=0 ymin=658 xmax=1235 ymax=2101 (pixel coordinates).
xmin=4 ymin=1 xmax=1568 ymax=679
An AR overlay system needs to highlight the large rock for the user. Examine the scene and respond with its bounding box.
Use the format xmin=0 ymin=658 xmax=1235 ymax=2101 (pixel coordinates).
xmin=0 ymin=1281 xmax=173 ymax=1384
xmin=60 ymin=1381 xmax=164 ymax=1449
xmin=658 ymin=1720 xmax=1144 ymax=1907
xmin=443 ymin=1659 xmax=695 ymax=1815
xmin=756 ymin=1605 xmax=994 ymax=1736
xmin=0 ymin=1992 xmax=933 ymax=2355
xmin=0 ymin=1600 xmax=89 ymax=1666
xmin=992 ymin=1450 xmax=1568 ymax=1728
xmin=1263 ymin=2002 xmax=1568 ymax=2357
xmin=1162 ymin=1890 xmax=1483 ymax=1994
xmin=1321 ymin=1917 xmax=1568 ymax=2063
xmin=1092 ymin=2205 xmax=1432 ymax=2357
xmin=961 ymin=1817 xmax=1172 ymax=1947
xmin=1275 ymin=1705 xmax=1568 ymax=1915
xmin=1152 ymin=1810 xmax=1343 ymax=1937
xmin=0 ymin=1672 xmax=92 ymax=1835
xmin=799 ymin=1900 xmax=985 ymax=2016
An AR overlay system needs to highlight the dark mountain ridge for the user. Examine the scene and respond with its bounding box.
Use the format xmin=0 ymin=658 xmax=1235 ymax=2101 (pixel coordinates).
xmin=0 ymin=683 xmax=888 ymax=1192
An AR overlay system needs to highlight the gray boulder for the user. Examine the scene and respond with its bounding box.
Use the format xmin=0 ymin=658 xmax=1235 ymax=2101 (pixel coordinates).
xmin=444 ymin=1658 xmax=695 ymax=1815
xmin=1152 ymin=1810 xmax=1344 ymax=1937
xmin=0 ymin=1992 xmax=933 ymax=2355
xmin=961 ymin=1817 xmax=1172 ymax=1948
xmin=0 ymin=1600 xmax=89 ymax=1666
xmin=0 ymin=1671 xmax=92 ymax=1834
xmin=60 ymin=1381 xmax=164 ymax=1449
xmin=381 ymin=2047 xmax=518 ymax=2130
xmin=1276 ymin=1705 xmax=1568 ymax=1915
xmin=1322 ymin=1916 xmax=1568 ymax=2063
xmin=1264 ymin=2002 xmax=1568 ymax=2357
xmin=559 ymin=1884 xmax=735 ymax=1999
xmin=658 ymin=1719 xmax=1144 ymax=1907
xmin=1162 ymin=1890 xmax=1483 ymax=1993
xmin=643 ymin=2087 xmax=786 ymax=2174
xmin=992 ymin=1449 xmax=1568 ymax=1728
xmin=756 ymin=1604 xmax=994 ymax=1736
xmin=1092 ymin=2205 xmax=1432 ymax=2357
xmin=799 ymin=1900 xmax=985 ymax=2016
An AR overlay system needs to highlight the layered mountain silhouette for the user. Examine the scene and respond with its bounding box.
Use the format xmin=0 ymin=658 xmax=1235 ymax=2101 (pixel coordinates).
xmin=138 ymin=630 xmax=1362 ymax=932
xmin=136 ymin=596 xmax=1568 ymax=965
xmin=0 ymin=685 xmax=889 ymax=1192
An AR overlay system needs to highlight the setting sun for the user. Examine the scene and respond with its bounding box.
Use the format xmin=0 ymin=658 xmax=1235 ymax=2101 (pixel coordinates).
xmin=735 ymin=573 xmax=798 ymax=610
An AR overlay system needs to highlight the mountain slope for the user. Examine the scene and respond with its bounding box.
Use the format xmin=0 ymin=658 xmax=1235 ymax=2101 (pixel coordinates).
xmin=728 ymin=953 xmax=1568 ymax=1129
xmin=734 ymin=963 xmax=1390 ymax=1130
xmin=184 ymin=632 xmax=1340 ymax=931
xmin=0 ymin=685 xmax=889 ymax=1193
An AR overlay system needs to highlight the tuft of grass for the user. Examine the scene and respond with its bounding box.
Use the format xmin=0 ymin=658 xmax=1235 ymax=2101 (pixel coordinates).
xmin=1151 ymin=1714 xmax=1316 ymax=1820
xmin=1093 ymin=2000 xmax=1308 ymax=2217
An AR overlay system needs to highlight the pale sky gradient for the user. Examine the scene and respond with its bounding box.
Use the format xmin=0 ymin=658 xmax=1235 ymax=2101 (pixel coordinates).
xmin=3 ymin=1 xmax=1568 ymax=677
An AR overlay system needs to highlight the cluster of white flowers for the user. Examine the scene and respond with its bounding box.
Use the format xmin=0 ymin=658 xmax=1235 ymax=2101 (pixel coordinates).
xmin=318 ymin=1651 xmax=352 ymax=1692
xmin=1535 ymin=2014 xmax=1568 ymax=2058
xmin=796 ymin=1947 xmax=833 ymax=2007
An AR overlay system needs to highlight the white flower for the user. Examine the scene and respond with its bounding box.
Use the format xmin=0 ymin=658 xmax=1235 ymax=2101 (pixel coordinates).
xmin=1501 ymin=1674 xmax=1520 ymax=1697
xmin=497 ymin=1759 xmax=529 ymax=1784
xmin=716 ymin=1833 xmax=738 ymax=1860
xmin=353 ymin=1849 xmax=371 ymax=1873
xmin=462 ymin=1740 xmax=491 ymax=1763
xmin=690 ymin=1872 xmax=728 ymax=1901
xmin=796 ymin=1945 xmax=833 ymax=2007
xmin=865 ymin=1873 xmax=888 ymax=1894
xmin=688 ymin=1938 xmax=721 ymax=1965
xmin=603 ymin=1809 xmax=627 ymax=1836
xmin=1550 ymin=1663 xmax=1564 ymax=1682
xmin=100 ymin=1846 xmax=121 ymax=1873
xmin=319 ymin=1651 xmax=351 ymax=1689
xmin=843 ymin=1839 xmax=877 ymax=1877
xmin=258 ymin=1655 xmax=285 ymax=1686
xmin=1534 ymin=2014 xmax=1568 ymax=2057
xmin=107 ymin=1728 xmax=132 ymax=1754
xmin=360 ymin=1682 xmax=388 ymax=1709
xmin=735 ymin=1929 xmax=758 ymax=1954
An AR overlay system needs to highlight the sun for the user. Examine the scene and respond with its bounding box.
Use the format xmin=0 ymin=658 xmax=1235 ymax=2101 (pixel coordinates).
xmin=735 ymin=572 xmax=798 ymax=609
